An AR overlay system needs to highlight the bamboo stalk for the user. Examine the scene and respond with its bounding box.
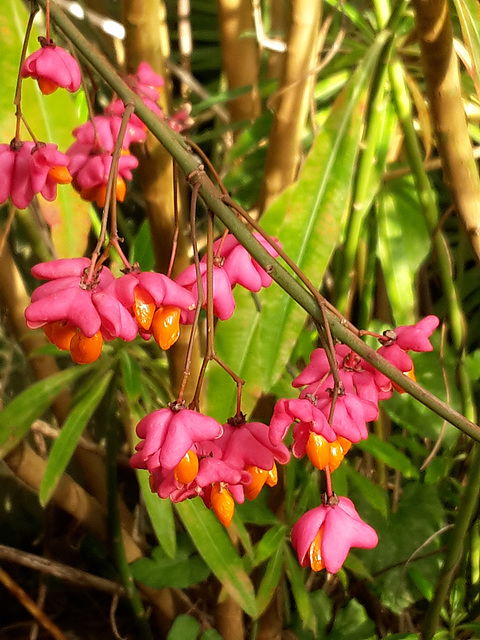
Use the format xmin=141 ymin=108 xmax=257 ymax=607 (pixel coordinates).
xmin=257 ymin=0 xmax=321 ymax=212
xmin=413 ymin=0 xmax=480 ymax=262
xmin=217 ymin=0 xmax=261 ymax=124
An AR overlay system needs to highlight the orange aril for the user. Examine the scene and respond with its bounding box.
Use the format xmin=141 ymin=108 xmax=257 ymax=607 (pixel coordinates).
xmin=244 ymin=465 xmax=268 ymax=501
xmin=266 ymin=463 xmax=278 ymax=487
xmin=133 ymin=287 xmax=156 ymax=331
xmin=337 ymin=436 xmax=352 ymax=455
xmin=211 ymin=483 xmax=235 ymax=527
xmin=43 ymin=321 xmax=77 ymax=351
xmin=48 ymin=165 xmax=72 ymax=184
xmin=309 ymin=527 xmax=325 ymax=572
xmin=392 ymin=364 xmax=416 ymax=394
xmin=151 ymin=306 xmax=181 ymax=350
xmin=328 ymin=440 xmax=345 ymax=472
xmin=38 ymin=77 xmax=58 ymax=95
xmin=69 ymin=330 xmax=103 ymax=364
xmin=173 ymin=449 xmax=199 ymax=484
xmin=79 ymin=177 xmax=127 ymax=207
xmin=305 ymin=432 xmax=331 ymax=470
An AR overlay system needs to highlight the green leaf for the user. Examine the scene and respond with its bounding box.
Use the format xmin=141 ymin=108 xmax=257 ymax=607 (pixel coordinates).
xmin=130 ymin=220 xmax=155 ymax=272
xmin=408 ymin=566 xmax=434 ymax=601
xmin=254 ymin=524 xmax=287 ymax=566
xmin=175 ymin=498 xmax=258 ymax=617
xmin=200 ymin=630 xmax=223 ymax=640
xmin=0 ymin=1 xmax=91 ymax=257
xmin=129 ymin=401 xmax=177 ymax=558
xmin=356 ymin=434 xmax=419 ymax=479
xmin=255 ymin=543 xmax=284 ymax=616
xmin=39 ymin=370 xmax=113 ymax=505
xmin=346 ymin=466 xmax=389 ymax=517
xmin=119 ymin=350 xmax=143 ymax=402
xmin=0 ymin=365 xmax=94 ymax=459
xmin=209 ymin=34 xmax=391 ymax=416
xmin=383 ymin=338 xmax=461 ymax=447
xmin=136 ymin=470 xmax=177 ymax=558
xmin=130 ymin=537 xmax=211 ymax=589
xmin=329 ymin=599 xmax=376 ymax=640
xmin=166 ymin=615 xmax=201 ymax=640
xmin=284 ymin=547 xmax=317 ymax=632
xmin=376 ymin=175 xmax=430 ymax=325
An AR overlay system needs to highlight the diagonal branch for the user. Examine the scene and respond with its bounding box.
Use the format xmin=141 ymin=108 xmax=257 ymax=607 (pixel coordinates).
xmin=41 ymin=0 xmax=480 ymax=442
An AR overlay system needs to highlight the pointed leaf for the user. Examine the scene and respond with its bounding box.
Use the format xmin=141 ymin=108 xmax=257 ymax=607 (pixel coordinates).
xmin=166 ymin=615 xmax=201 ymax=640
xmin=39 ymin=370 xmax=113 ymax=505
xmin=176 ymin=498 xmax=258 ymax=617
xmin=284 ymin=546 xmax=316 ymax=632
xmin=453 ymin=0 xmax=480 ymax=99
xmin=209 ymin=34 xmax=391 ymax=416
xmin=377 ymin=175 xmax=430 ymax=325
xmin=255 ymin=543 xmax=284 ymax=616
xmin=0 ymin=365 xmax=94 ymax=459
xmin=130 ymin=400 xmax=177 ymax=558
xmin=0 ymin=1 xmax=91 ymax=257
xmin=356 ymin=434 xmax=419 ymax=479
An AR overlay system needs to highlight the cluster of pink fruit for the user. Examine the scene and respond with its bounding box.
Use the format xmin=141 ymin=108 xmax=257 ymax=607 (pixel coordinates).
xmin=0 ymin=35 xmax=189 ymax=211
xmin=24 ymin=232 xmax=280 ymax=363
xmin=12 ymin=27 xmax=441 ymax=576
xmin=131 ymin=315 xmax=439 ymax=573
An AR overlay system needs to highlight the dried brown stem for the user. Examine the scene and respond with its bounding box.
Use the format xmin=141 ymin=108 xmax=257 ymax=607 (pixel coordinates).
xmin=0 ymin=565 xmax=66 ymax=640
xmin=0 ymin=544 xmax=125 ymax=597
xmin=413 ymin=0 xmax=480 ymax=261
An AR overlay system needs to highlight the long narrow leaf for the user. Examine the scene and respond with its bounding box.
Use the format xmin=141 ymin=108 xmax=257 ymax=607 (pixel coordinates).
xmin=39 ymin=370 xmax=113 ymax=505
xmin=0 ymin=365 xmax=94 ymax=459
xmin=176 ymin=498 xmax=258 ymax=617
xmin=0 ymin=1 xmax=91 ymax=257
xmin=208 ymin=32 xmax=391 ymax=418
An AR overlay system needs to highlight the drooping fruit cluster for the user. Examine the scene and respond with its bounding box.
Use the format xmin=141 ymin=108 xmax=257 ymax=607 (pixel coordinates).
xmin=15 ymin=10 xmax=442 ymax=577
xmin=131 ymin=315 xmax=439 ymax=573
xmin=25 ymin=258 xmax=195 ymax=363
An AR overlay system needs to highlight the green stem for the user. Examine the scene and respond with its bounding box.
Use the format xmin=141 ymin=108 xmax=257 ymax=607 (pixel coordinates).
xmin=40 ymin=0 xmax=480 ymax=443
xmin=336 ymin=57 xmax=390 ymax=314
xmin=422 ymin=444 xmax=480 ymax=640
xmin=105 ymin=378 xmax=153 ymax=640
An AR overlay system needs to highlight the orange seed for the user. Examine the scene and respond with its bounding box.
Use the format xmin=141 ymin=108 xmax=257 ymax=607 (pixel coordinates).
xmin=133 ymin=287 xmax=156 ymax=331
xmin=174 ymin=449 xmax=199 ymax=484
xmin=151 ymin=306 xmax=181 ymax=350
xmin=70 ymin=330 xmax=103 ymax=364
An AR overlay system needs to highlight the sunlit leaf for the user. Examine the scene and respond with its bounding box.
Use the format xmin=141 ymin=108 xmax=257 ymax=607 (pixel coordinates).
xmin=0 ymin=1 xmax=91 ymax=257
xmin=377 ymin=175 xmax=430 ymax=325
xmin=209 ymin=34 xmax=391 ymax=417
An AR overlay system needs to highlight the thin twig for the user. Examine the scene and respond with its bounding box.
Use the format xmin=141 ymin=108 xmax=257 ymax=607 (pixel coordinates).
xmin=0 ymin=566 xmax=67 ymax=640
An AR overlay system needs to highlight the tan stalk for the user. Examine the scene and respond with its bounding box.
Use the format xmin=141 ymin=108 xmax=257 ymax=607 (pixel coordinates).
xmin=121 ymin=0 xmax=200 ymax=401
xmin=216 ymin=0 xmax=261 ymax=125
xmin=257 ymin=0 xmax=322 ymax=212
xmin=413 ymin=0 xmax=480 ymax=261
xmin=265 ymin=0 xmax=288 ymax=80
